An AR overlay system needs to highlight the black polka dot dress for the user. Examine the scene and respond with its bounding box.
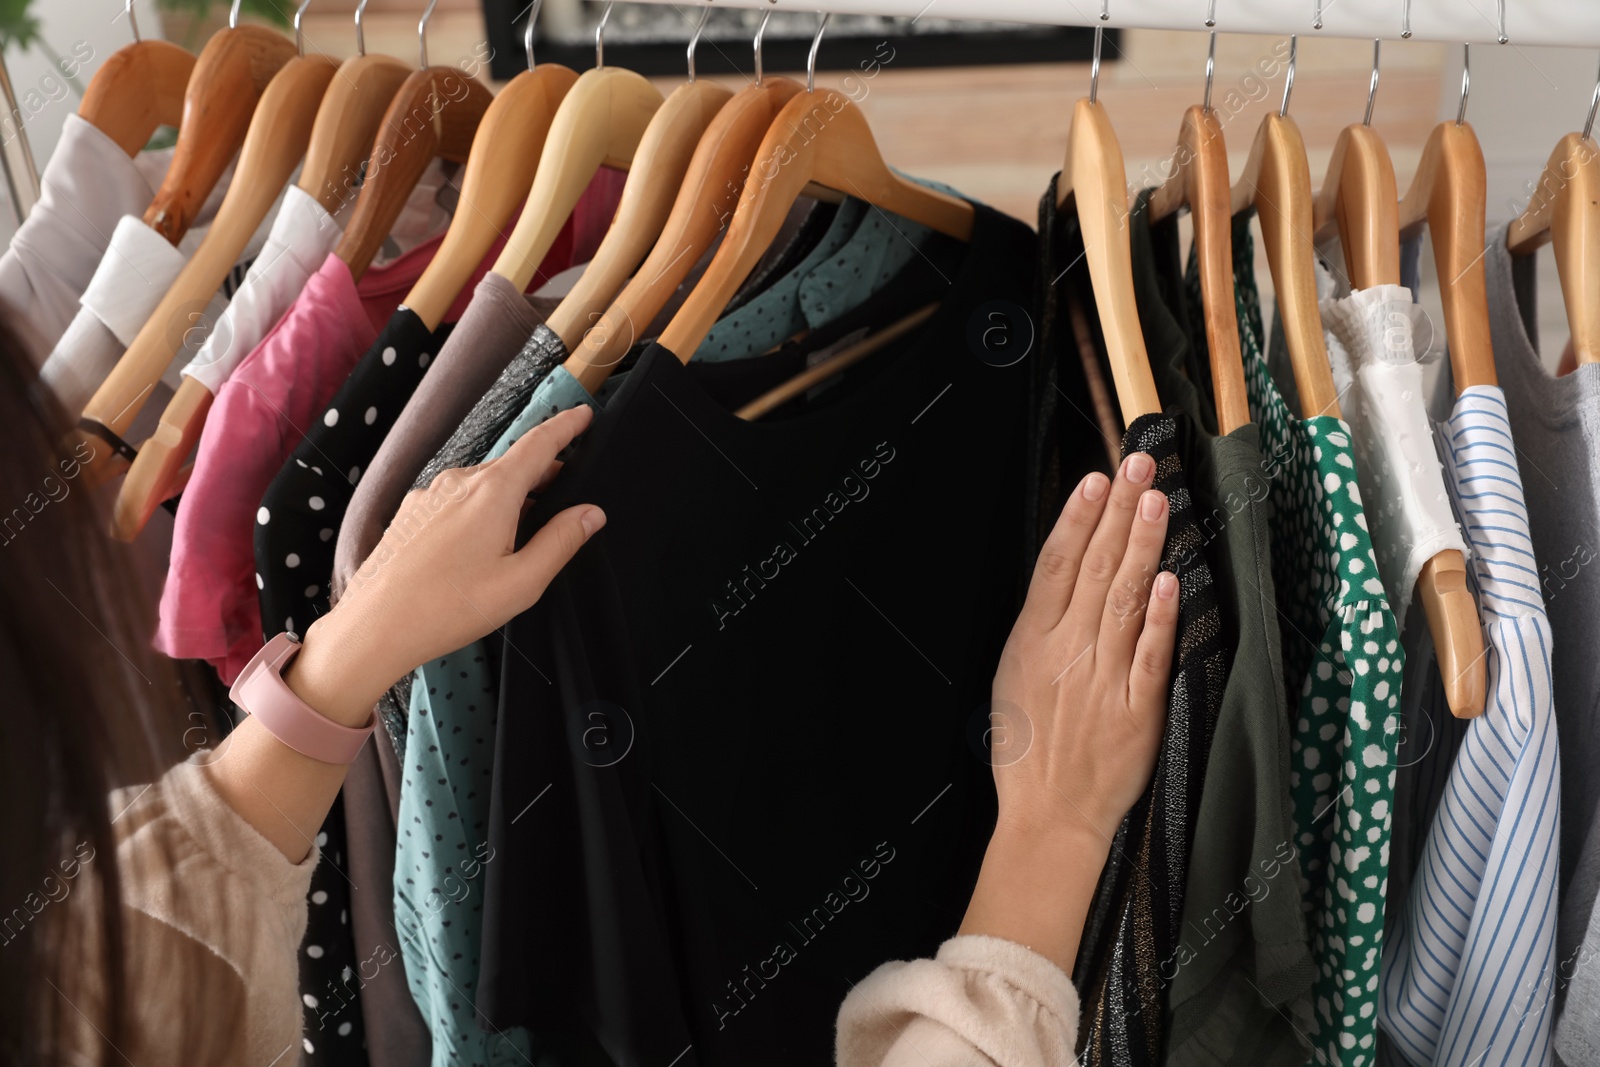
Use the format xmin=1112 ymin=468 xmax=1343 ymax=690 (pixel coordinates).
xmin=254 ymin=307 xmax=452 ymax=1067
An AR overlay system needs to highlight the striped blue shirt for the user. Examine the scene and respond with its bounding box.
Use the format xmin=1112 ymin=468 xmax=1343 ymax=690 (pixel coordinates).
xmin=1378 ymin=385 xmax=1561 ymax=1066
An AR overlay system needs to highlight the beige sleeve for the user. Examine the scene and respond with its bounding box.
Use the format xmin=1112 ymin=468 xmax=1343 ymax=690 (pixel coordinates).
xmin=835 ymin=935 xmax=1080 ymax=1067
xmin=110 ymin=752 xmax=318 ymax=1064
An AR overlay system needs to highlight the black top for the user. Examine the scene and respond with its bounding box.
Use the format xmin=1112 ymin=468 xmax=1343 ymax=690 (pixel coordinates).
xmin=474 ymin=204 xmax=1036 ymax=1066
xmin=1040 ymin=183 xmax=1229 ymax=1067
xmin=256 ymin=308 xmax=453 ymax=637
xmin=254 ymin=306 xmax=451 ymax=1067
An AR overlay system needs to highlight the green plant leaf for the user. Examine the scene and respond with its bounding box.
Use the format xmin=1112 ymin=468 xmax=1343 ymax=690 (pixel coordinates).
xmin=156 ymin=0 xmax=290 ymax=29
xmin=0 ymin=0 xmax=42 ymax=53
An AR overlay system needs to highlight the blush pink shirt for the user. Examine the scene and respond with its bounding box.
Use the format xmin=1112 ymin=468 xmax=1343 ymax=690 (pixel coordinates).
xmin=155 ymin=186 xmax=598 ymax=681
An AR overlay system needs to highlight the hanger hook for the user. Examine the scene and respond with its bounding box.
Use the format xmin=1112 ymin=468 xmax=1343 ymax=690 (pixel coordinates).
xmin=1456 ymin=43 xmax=1470 ymax=125
xmin=418 ymin=0 xmax=438 ymax=66
xmin=1090 ymin=27 xmax=1104 ymax=104
xmin=1312 ymin=0 xmax=1323 ymax=31
xmin=1497 ymin=0 xmax=1508 ymax=44
xmin=124 ymin=0 xmax=141 ymax=43
xmin=686 ymin=6 xmax=710 ymax=82
xmin=354 ymin=0 xmax=369 ymax=56
xmin=753 ymin=9 xmax=772 ymax=86
xmin=1400 ymin=0 xmax=1412 ymax=39
xmin=1205 ymin=0 xmax=1216 ymax=28
xmin=1089 ymin=1 xmax=1108 ymax=105
xmin=1363 ymin=38 xmax=1380 ymax=126
xmin=1280 ymin=35 xmax=1297 ymax=117
xmin=229 ymin=0 xmax=242 ymax=29
xmin=524 ymin=0 xmax=544 ymax=71
xmin=1204 ymin=30 xmax=1216 ymax=112
xmin=595 ymin=2 xmax=614 ymax=70
xmin=294 ymin=0 xmax=313 ymax=57
xmin=806 ymin=12 xmax=831 ymax=94
xmin=1585 ymin=56 xmax=1600 ymax=143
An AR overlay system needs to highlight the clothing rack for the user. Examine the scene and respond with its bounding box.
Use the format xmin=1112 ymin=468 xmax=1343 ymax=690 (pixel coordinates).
xmin=0 ymin=45 xmax=40 ymax=227
xmin=621 ymin=0 xmax=1600 ymax=49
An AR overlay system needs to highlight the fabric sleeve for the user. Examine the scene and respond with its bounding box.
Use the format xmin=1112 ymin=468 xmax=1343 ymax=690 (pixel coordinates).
xmin=112 ymin=753 xmax=317 ymax=1062
xmin=835 ymin=935 xmax=1080 ymax=1067
xmin=155 ymin=383 xmax=283 ymax=681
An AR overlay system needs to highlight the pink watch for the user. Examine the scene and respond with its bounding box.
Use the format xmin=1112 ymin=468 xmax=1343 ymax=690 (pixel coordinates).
xmin=230 ymin=632 xmax=376 ymax=764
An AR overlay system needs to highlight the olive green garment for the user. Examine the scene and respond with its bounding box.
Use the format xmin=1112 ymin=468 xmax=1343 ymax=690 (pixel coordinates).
xmin=1131 ymin=193 xmax=1317 ymax=1067
xmin=1242 ymin=209 xmax=1405 ymax=1067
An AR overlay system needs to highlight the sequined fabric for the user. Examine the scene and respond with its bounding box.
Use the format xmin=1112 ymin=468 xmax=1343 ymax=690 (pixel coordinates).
xmin=1074 ymin=412 xmax=1228 ymax=1067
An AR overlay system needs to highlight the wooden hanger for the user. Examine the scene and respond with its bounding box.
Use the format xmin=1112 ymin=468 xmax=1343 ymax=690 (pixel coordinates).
xmin=562 ymin=78 xmax=799 ymax=388
xmin=332 ymin=59 xmax=494 ymax=279
xmin=543 ymin=13 xmax=731 ymax=354
xmin=1398 ymin=50 xmax=1497 ymax=391
xmin=297 ymin=0 xmax=411 ymax=215
xmin=659 ymin=15 xmax=971 ymax=362
xmin=736 ymin=304 xmax=938 ymax=420
xmin=563 ymin=15 xmax=800 ymax=389
xmin=114 ymin=6 xmax=414 ymax=522
xmin=97 ymin=54 xmax=337 ymax=539
xmin=1506 ymin=67 xmax=1600 ymax=367
xmin=138 ymin=13 xmax=298 ymax=247
xmin=1312 ymin=43 xmax=1486 ymax=720
xmin=490 ymin=4 xmax=663 ymax=294
xmin=401 ymin=62 xmax=579 ymax=330
xmin=1147 ymin=32 xmax=1249 ymax=433
xmin=1228 ymin=38 xmax=1341 ymax=420
xmin=1047 ymin=26 xmax=1159 ymax=425
xmin=77 ymin=2 xmax=195 ymax=157
xmin=401 ymin=3 xmax=579 ymax=330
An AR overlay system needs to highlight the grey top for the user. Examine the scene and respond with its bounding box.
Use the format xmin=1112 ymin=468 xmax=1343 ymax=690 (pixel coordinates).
xmin=333 ymin=273 xmax=559 ymax=602
xmin=1481 ymin=222 xmax=1600 ymax=1067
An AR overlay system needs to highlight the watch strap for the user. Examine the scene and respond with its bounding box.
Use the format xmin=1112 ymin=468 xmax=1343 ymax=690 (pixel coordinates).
xmin=231 ymin=632 xmax=376 ymax=764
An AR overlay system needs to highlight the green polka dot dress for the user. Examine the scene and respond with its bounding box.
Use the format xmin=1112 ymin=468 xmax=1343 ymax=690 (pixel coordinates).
xmin=1234 ymin=214 xmax=1404 ymax=1067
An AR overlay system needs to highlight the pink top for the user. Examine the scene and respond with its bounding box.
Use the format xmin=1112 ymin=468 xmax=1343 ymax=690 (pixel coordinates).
xmin=156 ymin=201 xmax=588 ymax=681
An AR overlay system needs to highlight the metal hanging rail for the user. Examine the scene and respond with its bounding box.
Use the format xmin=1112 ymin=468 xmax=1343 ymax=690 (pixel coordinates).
xmin=617 ymin=0 xmax=1600 ymax=49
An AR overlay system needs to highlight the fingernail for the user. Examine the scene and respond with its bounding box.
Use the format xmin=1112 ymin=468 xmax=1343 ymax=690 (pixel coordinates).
xmin=1140 ymin=490 xmax=1166 ymax=522
xmin=1081 ymin=473 xmax=1108 ymax=501
xmin=1124 ymin=452 xmax=1154 ymax=484
xmin=1155 ymin=571 xmax=1178 ymax=600
xmin=580 ymin=507 xmax=607 ymax=536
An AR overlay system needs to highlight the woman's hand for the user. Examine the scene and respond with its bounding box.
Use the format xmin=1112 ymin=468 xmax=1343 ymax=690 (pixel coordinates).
xmin=287 ymin=406 xmax=605 ymax=726
xmin=208 ymin=407 xmax=604 ymax=864
xmin=957 ymin=454 xmax=1177 ymax=974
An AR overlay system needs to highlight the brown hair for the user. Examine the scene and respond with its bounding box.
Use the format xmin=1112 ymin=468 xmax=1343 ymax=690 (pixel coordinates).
xmin=0 ymin=320 xmax=240 ymax=1064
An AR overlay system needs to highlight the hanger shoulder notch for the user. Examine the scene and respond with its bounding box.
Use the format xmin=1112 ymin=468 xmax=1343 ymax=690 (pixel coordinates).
xmin=78 ymin=40 xmax=196 ymax=157
xmin=545 ymin=78 xmax=733 ymax=351
xmin=1232 ymin=114 xmax=1341 ymax=420
xmin=299 ymin=54 xmax=412 ymax=215
xmin=110 ymin=378 xmax=213 ymax=541
xmin=567 ymin=78 xmax=798 ymax=389
xmin=1418 ymin=551 xmax=1488 ymax=718
xmin=1401 ymin=121 xmax=1496 ymax=391
xmin=1057 ymin=97 xmax=1161 ymax=424
xmin=143 ymin=25 xmax=298 ymax=246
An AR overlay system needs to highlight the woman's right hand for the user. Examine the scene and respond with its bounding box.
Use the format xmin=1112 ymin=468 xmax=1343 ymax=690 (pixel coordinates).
xmin=957 ymin=455 xmax=1177 ymax=974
